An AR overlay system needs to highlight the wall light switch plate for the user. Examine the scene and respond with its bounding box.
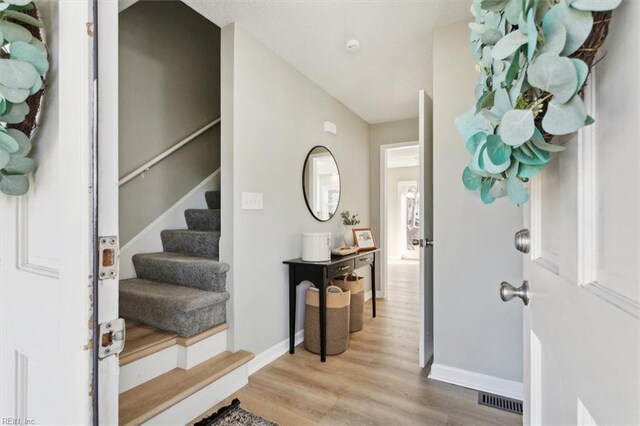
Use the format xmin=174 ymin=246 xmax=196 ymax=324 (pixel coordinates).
xmin=324 ymin=121 xmax=337 ymax=135
xmin=242 ymin=192 xmax=263 ymax=210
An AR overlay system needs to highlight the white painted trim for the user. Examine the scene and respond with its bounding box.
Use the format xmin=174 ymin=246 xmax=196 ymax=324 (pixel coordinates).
xmin=119 ymin=346 xmax=178 ymax=394
xmin=429 ymin=363 xmax=523 ymax=400
xmin=364 ymin=290 xmax=372 ymax=302
xmin=247 ymin=330 xmax=304 ymax=376
xmin=120 ymin=170 xmax=220 ymax=279
xmin=177 ymin=330 xmax=228 ymax=370
xmin=583 ymin=282 xmax=640 ymax=321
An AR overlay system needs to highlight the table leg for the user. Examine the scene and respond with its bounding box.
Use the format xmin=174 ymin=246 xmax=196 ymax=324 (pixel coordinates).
xmin=371 ymin=254 xmax=377 ymax=318
xmin=289 ymin=267 xmax=296 ymax=354
xmin=319 ymin=271 xmax=328 ymax=362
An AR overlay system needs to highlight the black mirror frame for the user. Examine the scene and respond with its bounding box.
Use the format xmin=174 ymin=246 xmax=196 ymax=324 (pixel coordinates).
xmin=301 ymin=145 xmax=341 ymax=223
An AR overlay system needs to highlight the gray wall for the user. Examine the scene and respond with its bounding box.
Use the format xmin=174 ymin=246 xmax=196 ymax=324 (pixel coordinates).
xmin=221 ymin=24 xmax=370 ymax=354
xmin=119 ymin=1 xmax=221 ymax=245
xmin=433 ymin=21 xmax=523 ymax=383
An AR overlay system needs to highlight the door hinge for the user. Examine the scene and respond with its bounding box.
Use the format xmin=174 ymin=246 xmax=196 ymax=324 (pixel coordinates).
xmin=98 ymin=318 xmax=126 ymax=359
xmin=98 ymin=236 xmax=118 ymax=280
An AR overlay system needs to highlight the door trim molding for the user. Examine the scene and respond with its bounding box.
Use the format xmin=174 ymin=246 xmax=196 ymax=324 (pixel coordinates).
xmin=583 ymin=282 xmax=640 ymax=321
xmin=429 ymin=363 xmax=523 ymax=400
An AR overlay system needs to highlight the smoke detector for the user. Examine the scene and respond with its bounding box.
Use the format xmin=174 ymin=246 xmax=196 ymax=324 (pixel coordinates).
xmin=345 ymin=39 xmax=360 ymax=52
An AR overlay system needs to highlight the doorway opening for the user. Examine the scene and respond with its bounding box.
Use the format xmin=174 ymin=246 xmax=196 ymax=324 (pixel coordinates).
xmin=380 ymin=143 xmax=420 ymax=304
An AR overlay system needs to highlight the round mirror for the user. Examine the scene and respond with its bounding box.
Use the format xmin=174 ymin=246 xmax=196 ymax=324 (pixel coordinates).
xmin=302 ymin=146 xmax=341 ymax=222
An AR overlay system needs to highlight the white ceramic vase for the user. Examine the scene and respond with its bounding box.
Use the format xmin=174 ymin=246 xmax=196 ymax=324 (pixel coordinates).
xmin=343 ymin=225 xmax=355 ymax=247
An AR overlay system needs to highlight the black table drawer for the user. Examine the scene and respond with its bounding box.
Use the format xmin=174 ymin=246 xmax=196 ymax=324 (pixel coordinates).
xmin=355 ymin=253 xmax=374 ymax=267
xmin=328 ymin=260 xmax=354 ymax=278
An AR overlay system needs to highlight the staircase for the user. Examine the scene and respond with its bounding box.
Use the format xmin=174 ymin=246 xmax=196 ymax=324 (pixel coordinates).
xmin=118 ymin=190 xmax=253 ymax=425
xmin=120 ymin=190 xmax=228 ymax=337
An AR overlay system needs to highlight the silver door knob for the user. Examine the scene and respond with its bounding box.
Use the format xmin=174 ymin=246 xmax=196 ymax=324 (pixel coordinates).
xmin=412 ymin=238 xmax=434 ymax=247
xmin=514 ymin=229 xmax=530 ymax=254
xmin=500 ymin=280 xmax=530 ymax=305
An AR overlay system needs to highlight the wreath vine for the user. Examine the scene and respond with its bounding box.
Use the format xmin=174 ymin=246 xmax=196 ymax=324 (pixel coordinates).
xmin=457 ymin=0 xmax=621 ymax=205
xmin=0 ymin=0 xmax=48 ymax=196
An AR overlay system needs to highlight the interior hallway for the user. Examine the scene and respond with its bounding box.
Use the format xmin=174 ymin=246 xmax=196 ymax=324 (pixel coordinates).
xmin=191 ymin=261 xmax=521 ymax=425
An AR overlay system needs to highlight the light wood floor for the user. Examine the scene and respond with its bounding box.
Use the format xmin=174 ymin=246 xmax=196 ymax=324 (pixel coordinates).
xmin=190 ymin=261 xmax=522 ymax=425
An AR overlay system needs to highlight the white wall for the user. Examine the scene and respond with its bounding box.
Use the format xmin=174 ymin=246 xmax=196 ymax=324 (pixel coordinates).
xmin=432 ymin=21 xmax=524 ymax=387
xmin=221 ymin=24 xmax=370 ymax=355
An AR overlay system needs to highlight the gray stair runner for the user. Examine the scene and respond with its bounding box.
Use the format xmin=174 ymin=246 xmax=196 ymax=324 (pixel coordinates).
xmin=120 ymin=191 xmax=228 ymax=337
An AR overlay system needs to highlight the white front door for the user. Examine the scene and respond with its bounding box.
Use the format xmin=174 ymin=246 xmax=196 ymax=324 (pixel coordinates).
xmin=519 ymin=5 xmax=640 ymax=424
xmin=0 ymin=2 xmax=96 ymax=424
xmin=418 ymin=90 xmax=434 ymax=367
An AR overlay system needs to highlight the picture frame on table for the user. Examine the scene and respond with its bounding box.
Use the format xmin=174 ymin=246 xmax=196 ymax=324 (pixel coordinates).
xmin=352 ymin=228 xmax=376 ymax=251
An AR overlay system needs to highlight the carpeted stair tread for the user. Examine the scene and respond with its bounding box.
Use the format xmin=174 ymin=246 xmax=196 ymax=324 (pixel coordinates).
xmin=119 ymin=350 xmax=254 ymax=426
xmin=120 ymin=278 xmax=230 ymax=337
xmin=185 ymin=208 xmax=221 ymax=232
xmin=133 ymin=252 xmax=229 ymax=292
xmin=205 ymin=190 xmax=220 ymax=210
xmin=161 ymin=229 xmax=220 ymax=258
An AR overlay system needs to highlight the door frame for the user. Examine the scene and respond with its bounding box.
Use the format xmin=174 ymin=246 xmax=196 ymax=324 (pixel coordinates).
xmin=379 ymin=140 xmax=419 ymax=299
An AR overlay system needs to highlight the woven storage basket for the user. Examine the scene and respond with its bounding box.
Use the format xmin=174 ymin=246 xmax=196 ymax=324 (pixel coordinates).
xmin=304 ymin=285 xmax=350 ymax=355
xmin=333 ymin=272 xmax=364 ymax=332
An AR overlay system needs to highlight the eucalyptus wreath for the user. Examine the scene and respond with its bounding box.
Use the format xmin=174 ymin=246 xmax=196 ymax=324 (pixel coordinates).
xmin=0 ymin=0 xmax=48 ymax=196
xmin=457 ymin=0 xmax=621 ymax=205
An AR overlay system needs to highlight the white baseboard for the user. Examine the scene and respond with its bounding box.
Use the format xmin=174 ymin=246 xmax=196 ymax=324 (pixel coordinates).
xmin=429 ymin=363 xmax=523 ymax=400
xmin=247 ymin=330 xmax=304 ymax=376
xmin=120 ymin=170 xmax=220 ymax=279
xmin=365 ymin=290 xmax=372 ymax=301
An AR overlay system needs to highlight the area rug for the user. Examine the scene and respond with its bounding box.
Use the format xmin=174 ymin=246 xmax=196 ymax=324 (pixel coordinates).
xmin=194 ymin=399 xmax=278 ymax=426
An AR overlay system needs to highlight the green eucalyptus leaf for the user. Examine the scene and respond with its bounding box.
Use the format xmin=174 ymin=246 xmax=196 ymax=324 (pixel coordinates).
xmin=481 ymin=0 xmax=510 ymax=12
xmin=517 ymin=163 xmax=546 ymax=178
xmin=526 ymin=9 xmax=537 ymax=61
xmin=0 ymin=59 xmax=39 ymax=89
xmin=572 ymin=58 xmax=588 ymax=92
xmin=0 ymin=129 xmax=19 ymax=153
xmin=481 ymin=109 xmax=501 ymax=126
xmin=489 ymin=178 xmax=508 ymax=198
xmin=0 ymin=173 xmax=29 ymax=195
xmin=507 ymin=176 xmax=529 ymax=204
xmin=10 ymin=41 xmax=49 ymax=75
xmin=492 ymin=30 xmax=528 ymax=60
xmin=570 ymin=0 xmax=622 ymax=11
xmin=28 ymin=37 xmax=47 ymax=55
xmin=542 ymin=2 xmax=593 ymax=56
xmin=476 ymin=90 xmax=496 ymax=112
xmin=504 ymin=0 xmax=522 ymax=25
xmin=4 ymin=156 xmax=36 ymax=174
xmin=481 ymin=28 xmax=503 ymax=45
xmin=482 ymin=46 xmax=493 ymax=69
xmin=0 ymin=83 xmax=29 ymax=103
xmin=540 ymin=20 xmax=567 ymax=55
xmin=525 ymin=141 xmax=551 ymax=162
xmin=466 ymin=132 xmax=487 ymax=154
xmin=0 ymin=101 xmax=29 ymax=124
xmin=471 ymin=140 xmax=488 ymax=174
xmin=2 ymin=9 xmax=43 ymax=27
xmin=530 ymin=133 xmax=566 ymax=152
xmin=480 ymin=178 xmax=496 ymax=204
xmin=28 ymin=75 xmax=41 ymax=95
xmin=0 ymin=147 xmax=9 ymax=169
xmin=4 ymin=0 xmax=34 ymax=6
xmin=585 ymin=115 xmax=595 ymax=126
xmin=509 ymin=65 xmax=526 ymax=106
xmin=7 ymin=128 xmax=31 ymax=157
xmin=469 ymin=22 xmax=488 ymax=34
xmin=527 ymin=52 xmax=578 ymax=103
xmin=0 ymin=20 xmax=32 ymax=42
xmin=513 ymin=147 xmax=548 ymax=165
xmin=486 ymin=134 xmax=512 ymax=165
xmin=0 ymin=4 xmax=10 ymax=11
xmin=504 ymin=49 xmax=521 ymax=88
xmin=499 ymin=108 xmax=535 ymax=146
xmin=0 ymin=97 xmax=6 ymax=116
xmin=493 ymin=88 xmax=512 ymax=117
xmin=542 ymin=95 xmax=587 ymax=135
xmin=463 ymin=167 xmax=483 ymax=190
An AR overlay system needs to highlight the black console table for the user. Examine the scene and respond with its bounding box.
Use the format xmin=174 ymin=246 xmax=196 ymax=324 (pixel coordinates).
xmin=283 ymin=249 xmax=380 ymax=362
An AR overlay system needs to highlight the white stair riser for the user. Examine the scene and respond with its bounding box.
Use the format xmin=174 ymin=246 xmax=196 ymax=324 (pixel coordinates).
xmin=120 ymin=346 xmax=178 ymax=394
xmin=178 ymin=331 xmax=227 ymax=370
xmin=142 ymin=364 xmax=249 ymax=425
xmin=119 ymin=330 xmax=228 ymax=394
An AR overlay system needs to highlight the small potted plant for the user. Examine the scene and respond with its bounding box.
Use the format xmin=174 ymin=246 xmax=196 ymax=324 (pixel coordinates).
xmin=340 ymin=211 xmax=361 ymax=246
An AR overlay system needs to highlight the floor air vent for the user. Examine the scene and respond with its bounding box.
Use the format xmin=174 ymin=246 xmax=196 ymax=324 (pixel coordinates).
xmin=478 ymin=391 xmax=523 ymax=415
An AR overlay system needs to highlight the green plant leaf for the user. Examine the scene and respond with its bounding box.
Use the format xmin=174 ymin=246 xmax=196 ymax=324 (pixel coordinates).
xmin=7 ymin=128 xmax=31 ymax=157
xmin=542 ymin=2 xmax=593 ymax=56
xmin=542 ymin=95 xmax=587 ymax=135
xmin=10 ymin=41 xmax=49 ymax=75
xmin=499 ymin=108 xmax=535 ymax=146
xmin=572 ymin=58 xmax=588 ymax=92
xmin=471 ymin=140 xmax=488 ymax=174
xmin=585 ymin=115 xmax=595 ymax=126
xmin=507 ymin=176 xmax=529 ymax=204
xmin=0 ymin=101 xmax=29 ymax=124
xmin=527 ymin=52 xmax=578 ymax=103
xmin=525 ymin=141 xmax=551 ymax=162
xmin=530 ymin=134 xmax=566 ymax=152
xmin=28 ymin=37 xmax=47 ymax=55
xmin=4 ymin=156 xmax=35 ymax=174
xmin=466 ymin=132 xmax=487 ymax=154
xmin=0 ymin=147 xmax=9 ymax=169
xmin=0 ymin=59 xmax=39 ymax=89
xmin=481 ymin=29 xmax=503 ymax=45
xmin=513 ymin=147 xmax=548 ymax=165
xmin=489 ymin=178 xmax=508 ymax=198
xmin=517 ymin=163 xmax=545 ymax=178
xmin=481 ymin=0 xmax=510 ymax=12
xmin=504 ymin=0 xmax=522 ymax=25
xmin=0 ymin=129 xmax=18 ymax=153
xmin=476 ymin=90 xmax=496 ymax=112
xmin=509 ymin=65 xmax=527 ymax=106
xmin=504 ymin=49 xmax=521 ymax=89
xmin=0 ymin=4 xmax=10 ymax=11
xmin=540 ymin=20 xmax=567 ymax=55
xmin=462 ymin=167 xmax=483 ymax=190
xmin=0 ymin=20 xmax=32 ymax=42
xmin=492 ymin=30 xmax=528 ymax=60
xmin=480 ymin=178 xmax=496 ymax=204
xmin=0 ymin=97 xmax=6 ymax=115
xmin=483 ymin=147 xmax=511 ymax=173
xmin=485 ymin=134 xmax=512 ymax=165
xmin=493 ymin=88 xmax=512 ymax=117
xmin=526 ymin=9 xmax=537 ymax=61
xmin=0 ymin=173 xmax=29 ymax=195
xmin=570 ymin=0 xmax=622 ymax=11
xmin=0 ymin=83 xmax=29 ymax=103
xmin=4 ymin=0 xmax=34 ymax=5
xmin=2 ymin=9 xmax=43 ymax=27
xmin=29 ymin=75 xmax=42 ymax=95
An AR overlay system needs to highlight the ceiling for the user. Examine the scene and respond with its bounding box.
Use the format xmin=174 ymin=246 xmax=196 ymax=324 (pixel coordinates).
xmin=387 ymin=145 xmax=419 ymax=169
xmin=176 ymin=0 xmax=471 ymax=124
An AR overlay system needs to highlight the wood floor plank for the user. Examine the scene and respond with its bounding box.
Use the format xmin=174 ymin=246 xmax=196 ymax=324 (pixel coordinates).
xmin=119 ymin=321 xmax=177 ymax=366
xmin=190 ymin=261 xmax=522 ymax=426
